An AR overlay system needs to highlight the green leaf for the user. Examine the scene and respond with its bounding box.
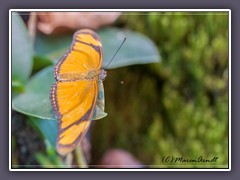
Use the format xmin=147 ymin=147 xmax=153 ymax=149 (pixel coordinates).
xmin=14 ymin=27 xmax=159 ymax=120
xmin=32 ymin=55 xmax=53 ymax=74
xmin=93 ymin=81 xmax=107 ymax=120
xmin=28 ymin=117 xmax=63 ymax=167
xmin=35 ymin=153 xmax=57 ymax=168
xmin=12 ymin=12 xmax=33 ymax=87
xmin=34 ymin=33 xmax=72 ymax=60
xmin=99 ymin=28 xmax=161 ymax=69
xmin=12 ymin=66 xmax=107 ymax=120
xmin=13 ymin=66 xmax=55 ymax=120
xmin=34 ymin=27 xmax=160 ymax=69
xmin=12 ymin=80 xmax=25 ymax=94
xmin=29 ymin=117 xmax=58 ymax=147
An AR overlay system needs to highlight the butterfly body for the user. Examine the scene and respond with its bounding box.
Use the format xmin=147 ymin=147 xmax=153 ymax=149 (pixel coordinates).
xmin=50 ymin=29 xmax=105 ymax=155
xmin=56 ymin=69 xmax=105 ymax=82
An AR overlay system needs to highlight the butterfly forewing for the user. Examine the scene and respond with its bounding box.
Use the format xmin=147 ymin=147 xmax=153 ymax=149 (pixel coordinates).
xmin=54 ymin=29 xmax=103 ymax=79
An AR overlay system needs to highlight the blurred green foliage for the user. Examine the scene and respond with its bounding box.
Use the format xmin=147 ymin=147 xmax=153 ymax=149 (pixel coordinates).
xmin=91 ymin=12 xmax=229 ymax=168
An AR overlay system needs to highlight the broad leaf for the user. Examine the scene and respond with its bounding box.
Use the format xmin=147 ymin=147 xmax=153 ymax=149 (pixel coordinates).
xmin=29 ymin=117 xmax=58 ymax=147
xmin=13 ymin=27 xmax=160 ymax=120
xmin=12 ymin=12 xmax=33 ymax=91
xmin=99 ymin=28 xmax=160 ymax=69
xmin=12 ymin=66 xmax=107 ymax=120
xmin=34 ymin=27 xmax=160 ymax=69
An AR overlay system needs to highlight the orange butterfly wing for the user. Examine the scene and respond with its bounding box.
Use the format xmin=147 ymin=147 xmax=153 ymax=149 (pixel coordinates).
xmin=50 ymin=29 xmax=103 ymax=155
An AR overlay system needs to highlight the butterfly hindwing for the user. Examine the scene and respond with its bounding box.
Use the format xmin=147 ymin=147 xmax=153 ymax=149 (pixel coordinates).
xmin=50 ymin=80 xmax=98 ymax=155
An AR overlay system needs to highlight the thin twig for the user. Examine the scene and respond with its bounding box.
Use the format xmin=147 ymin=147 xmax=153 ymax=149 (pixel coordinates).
xmin=74 ymin=145 xmax=88 ymax=168
xmin=28 ymin=12 xmax=37 ymax=44
xmin=64 ymin=153 xmax=73 ymax=168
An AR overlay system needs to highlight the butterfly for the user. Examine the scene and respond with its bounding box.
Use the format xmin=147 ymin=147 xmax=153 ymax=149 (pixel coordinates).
xmin=50 ymin=29 xmax=107 ymax=155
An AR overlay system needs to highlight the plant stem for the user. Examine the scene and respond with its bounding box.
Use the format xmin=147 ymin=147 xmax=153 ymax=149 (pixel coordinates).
xmin=65 ymin=153 xmax=73 ymax=168
xmin=74 ymin=145 xmax=88 ymax=168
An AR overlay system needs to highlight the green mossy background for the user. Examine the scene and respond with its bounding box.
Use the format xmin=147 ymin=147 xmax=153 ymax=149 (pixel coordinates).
xmin=91 ymin=12 xmax=229 ymax=167
xmin=12 ymin=12 xmax=229 ymax=168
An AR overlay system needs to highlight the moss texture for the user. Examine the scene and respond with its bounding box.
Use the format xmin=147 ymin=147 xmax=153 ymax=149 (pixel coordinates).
xmin=90 ymin=12 xmax=229 ymax=168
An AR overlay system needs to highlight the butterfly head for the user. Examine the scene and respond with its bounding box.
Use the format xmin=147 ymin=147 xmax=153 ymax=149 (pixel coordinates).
xmin=99 ymin=69 xmax=107 ymax=81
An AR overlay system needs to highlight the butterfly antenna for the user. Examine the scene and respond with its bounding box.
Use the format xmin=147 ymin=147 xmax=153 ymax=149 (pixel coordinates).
xmin=105 ymin=37 xmax=126 ymax=68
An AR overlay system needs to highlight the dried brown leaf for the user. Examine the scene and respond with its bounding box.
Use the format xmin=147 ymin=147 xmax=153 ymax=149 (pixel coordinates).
xmin=37 ymin=12 xmax=121 ymax=34
xmin=98 ymin=149 xmax=144 ymax=168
